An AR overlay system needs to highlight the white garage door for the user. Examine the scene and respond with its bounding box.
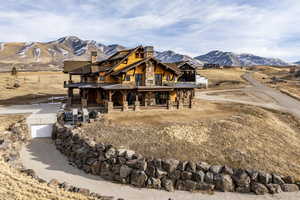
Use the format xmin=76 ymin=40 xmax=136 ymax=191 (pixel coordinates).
xmin=31 ymin=124 xmax=53 ymax=138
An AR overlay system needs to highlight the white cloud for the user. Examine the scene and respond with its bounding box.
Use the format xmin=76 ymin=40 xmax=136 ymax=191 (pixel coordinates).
xmin=0 ymin=0 xmax=300 ymax=61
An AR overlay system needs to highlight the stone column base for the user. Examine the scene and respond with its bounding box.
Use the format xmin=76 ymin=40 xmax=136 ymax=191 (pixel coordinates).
xmin=177 ymin=101 xmax=183 ymax=109
xmin=81 ymin=99 xmax=87 ymax=108
xmin=167 ymin=100 xmax=174 ymax=110
xmin=134 ymin=101 xmax=140 ymax=111
xmin=107 ymin=101 xmax=113 ymax=113
xmin=123 ymin=102 xmax=128 ymax=112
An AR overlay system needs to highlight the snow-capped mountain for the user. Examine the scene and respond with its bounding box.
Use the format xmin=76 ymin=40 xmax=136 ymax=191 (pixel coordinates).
xmin=155 ymin=50 xmax=203 ymax=66
xmin=194 ymin=50 xmax=290 ymax=66
xmin=294 ymin=61 xmax=300 ymax=65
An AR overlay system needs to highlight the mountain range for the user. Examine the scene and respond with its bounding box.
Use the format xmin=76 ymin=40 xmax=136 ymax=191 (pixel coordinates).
xmin=0 ymin=36 xmax=295 ymax=71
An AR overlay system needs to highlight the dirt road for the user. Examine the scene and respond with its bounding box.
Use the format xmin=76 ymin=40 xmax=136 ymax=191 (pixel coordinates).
xmin=20 ymin=139 xmax=300 ymax=200
xmin=196 ymin=72 xmax=300 ymax=118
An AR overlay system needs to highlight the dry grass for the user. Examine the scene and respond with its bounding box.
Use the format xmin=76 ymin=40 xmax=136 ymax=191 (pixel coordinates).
xmin=0 ymin=114 xmax=96 ymax=200
xmin=198 ymin=68 xmax=247 ymax=89
xmin=253 ymin=66 xmax=300 ymax=99
xmin=82 ymin=103 xmax=300 ymax=180
xmin=0 ymin=160 xmax=95 ymax=200
xmin=0 ymin=72 xmax=76 ymax=105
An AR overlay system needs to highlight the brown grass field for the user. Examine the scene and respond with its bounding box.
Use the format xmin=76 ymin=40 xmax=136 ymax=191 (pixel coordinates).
xmin=0 ymin=114 xmax=98 ymax=200
xmin=198 ymin=68 xmax=247 ymax=89
xmin=0 ymin=71 xmax=78 ymax=105
xmin=253 ymin=66 xmax=300 ymax=99
xmin=82 ymin=101 xmax=300 ymax=180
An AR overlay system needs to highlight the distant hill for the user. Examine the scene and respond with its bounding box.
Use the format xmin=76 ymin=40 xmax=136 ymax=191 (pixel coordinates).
xmin=194 ymin=50 xmax=290 ymax=66
xmin=0 ymin=36 xmax=293 ymax=71
xmin=0 ymin=36 xmax=201 ymax=72
xmin=294 ymin=61 xmax=300 ymax=65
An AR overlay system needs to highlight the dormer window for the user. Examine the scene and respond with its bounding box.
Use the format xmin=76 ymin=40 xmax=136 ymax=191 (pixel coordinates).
xmin=135 ymin=53 xmax=144 ymax=58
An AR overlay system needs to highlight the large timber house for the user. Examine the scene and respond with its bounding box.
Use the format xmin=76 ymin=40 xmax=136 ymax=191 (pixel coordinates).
xmin=63 ymin=46 xmax=199 ymax=112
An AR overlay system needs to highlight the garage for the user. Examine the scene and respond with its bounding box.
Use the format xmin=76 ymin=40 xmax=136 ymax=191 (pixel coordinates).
xmin=31 ymin=124 xmax=53 ymax=138
xmin=27 ymin=113 xmax=57 ymax=139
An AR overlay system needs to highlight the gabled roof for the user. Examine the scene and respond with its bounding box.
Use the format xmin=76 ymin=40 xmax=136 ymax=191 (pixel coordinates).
xmin=110 ymin=57 xmax=181 ymax=76
xmin=164 ymin=61 xmax=197 ymax=70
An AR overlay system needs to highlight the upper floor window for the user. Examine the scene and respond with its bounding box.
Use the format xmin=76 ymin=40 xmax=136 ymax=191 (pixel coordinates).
xmin=135 ymin=53 xmax=145 ymax=58
xmin=166 ymin=75 xmax=170 ymax=81
xmin=125 ymin=75 xmax=130 ymax=81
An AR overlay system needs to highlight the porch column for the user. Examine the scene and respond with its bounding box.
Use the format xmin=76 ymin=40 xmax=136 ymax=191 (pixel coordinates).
xmin=107 ymin=90 xmax=113 ymax=113
xmin=122 ymin=91 xmax=128 ymax=111
xmin=134 ymin=92 xmax=140 ymax=111
xmin=177 ymin=90 xmax=183 ymax=109
xmin=189 ymin=89 xmax=196 ymax=108
xmin=167 ymin=91 xmax=174 ymax=110
xmin=67 ymin=88 xmax=73 ymax=106
xmin=81 ymin=89 xmax=88 ymax=108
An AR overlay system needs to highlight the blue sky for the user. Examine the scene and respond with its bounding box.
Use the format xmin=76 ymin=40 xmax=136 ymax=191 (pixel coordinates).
xmin=0 ymin=0 xmax=300 ymax=61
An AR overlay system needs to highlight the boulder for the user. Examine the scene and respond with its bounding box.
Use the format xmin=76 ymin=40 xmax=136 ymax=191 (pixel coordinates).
xmin=162 ymin=159 xmax=179 ymax=173
xmin=197 ymin=183 xmax=215 ymax=191
xmin=105 ymin=147 xmax=116 ymax=159
xmin=251 ymin=183 xmax=269 ymax=195
xmin=281 ymin=184 xmax=299 ymax=192
xmin=78 ymin=188 xmax=90 ymax=196
xmin=233 ymin=169 xmax=250 ymax=190
xmin=272 ymin=174 xmax=285 ymax=185
xmin=162 ymin=178 xmax=174 ymax=192
xmin=186 ymin=161 xmax=196 ymax=173
xmin=266 ymin=184 xmax=282 ymax=194
xmin=181 ymin=171 xmax=193 ymax=180
xmin=48 ymin=179 xmax=60 ymax=187
xmin=147 ymin=177 xmax=161 ymax=189
xmin=90 ymin=161 xmax=101 ymax=175
xmin=177 ymin=161 xmax=188 ymax=171
xmin=214 ymin=174 xmax=235 ymax=192
xmin=246 ymin=169 xmax=259 ymax=182
xmin=282 ymin=176 xmax=295 ymax=184
xmin=184 ymin=180 xmax=197 ymax=192
xmin=258 ymin=172 xmax=271 ymax=184
xmin=130 ymin=170 xmax=147 ymax=187
xmin=221 ymin=166 xmax=234 ymax=175
xmin=156 ymin=168 xmax=168 ymax=179
xmin=169 ymin=170 xmax=181 ymax=180
xmin=193 ymin=170 xmax=205 ymax=182
xmin=145 ymin=165 xmax=156 ymax=177
xmin=204 ymin=172 xmax=214 ymax=184
xmin=209 ymin=165 xmax=222 ymax=174
xmin=120 ymin=165 xmax=132 ymax=178
xmin=197 ymin=162 xmax=211 ymax=172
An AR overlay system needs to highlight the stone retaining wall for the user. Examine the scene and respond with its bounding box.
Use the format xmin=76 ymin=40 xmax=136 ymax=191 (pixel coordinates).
xmin=53 ymin=122 xmax=300 ymax=195
xmin=0 ymin=119 xmax=113 ymax=200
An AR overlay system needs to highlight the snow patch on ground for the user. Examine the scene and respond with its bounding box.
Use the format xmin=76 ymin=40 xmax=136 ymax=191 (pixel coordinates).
xmin=17 ymin=42 xmax=35 ymax=58
xmin=0 ymin=43 xmax=4 ymax=51
xmin=34 ymin=48 xmax=41 ymax=62
xmin=58 ymin=47 xmax=69 ymax=56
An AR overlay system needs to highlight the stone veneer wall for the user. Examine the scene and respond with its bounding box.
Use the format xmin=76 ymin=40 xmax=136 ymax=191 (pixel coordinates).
xmin=53 ymin=122 xmax=300 ymax=195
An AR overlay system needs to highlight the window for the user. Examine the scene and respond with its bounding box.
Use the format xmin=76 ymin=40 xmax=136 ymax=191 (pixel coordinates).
xmin=155 ymin=74 xmax=162 ymax=86
xmin=135 ymin=53 xmax=139 ymax=58
xmin=123 ymin=59 xmax=128 ymax=64
xmin=125 ymin=75 xmax=130 ymax=81
xmin=166 ymin=75 xmax=170 ymax=81
xmin=99 ymin=76 xmax=105 ymax=81
xmin=135 ymin=74 xmax=144 ymax=86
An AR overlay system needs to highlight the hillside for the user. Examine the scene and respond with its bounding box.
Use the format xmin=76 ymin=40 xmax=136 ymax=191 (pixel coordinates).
xmin=195 ymin=50 xmax=290 ymax=66
xmin=0 ymin=36 xmax=201 ymax=72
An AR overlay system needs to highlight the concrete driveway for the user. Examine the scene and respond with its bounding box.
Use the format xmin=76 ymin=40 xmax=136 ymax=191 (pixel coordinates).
xmin=196 ymin=73 xmax=300 ymax=118
xmin=20 ymin=139 xmax=300 ymax=200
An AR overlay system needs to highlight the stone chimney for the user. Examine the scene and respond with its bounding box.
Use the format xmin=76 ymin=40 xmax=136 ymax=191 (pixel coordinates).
xmin=144 ymin=46 xmax=154 ymax=58
xmin=91 ymin=51 xmax=97 ymax=63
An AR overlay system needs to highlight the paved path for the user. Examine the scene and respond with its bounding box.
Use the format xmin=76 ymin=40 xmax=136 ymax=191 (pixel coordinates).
xmin=196 ymin=73 xmax=300 ymax=118
xmin=20 ymin=139 xmax=300 ymax=200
